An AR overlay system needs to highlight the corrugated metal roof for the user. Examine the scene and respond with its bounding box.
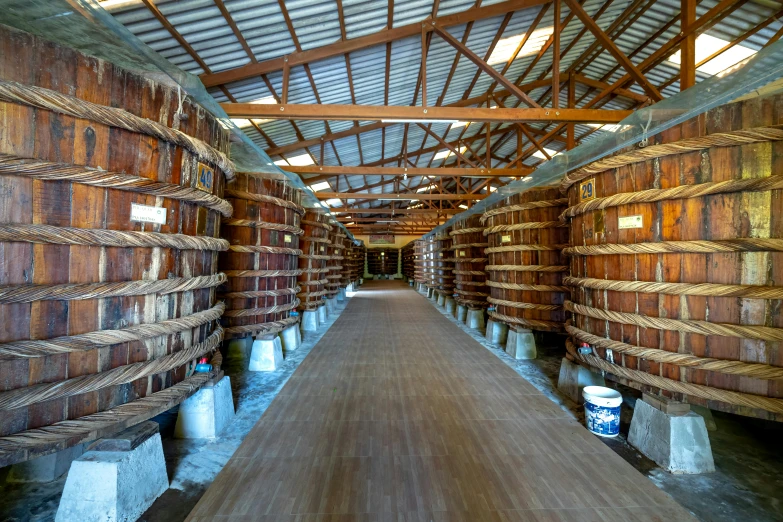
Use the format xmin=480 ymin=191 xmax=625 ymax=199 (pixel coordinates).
xmin=100 ymin=0 xmax=783 ymax=210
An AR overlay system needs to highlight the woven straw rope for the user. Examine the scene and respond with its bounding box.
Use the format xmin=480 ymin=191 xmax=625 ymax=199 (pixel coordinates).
xmin=488 ymin=296 xmax=562 ymax=311
xmin=224 ymin=269 xmax=303 ymax=278
xmin=449 ymin=227 xmax=485 ymax=235
xmin=224 ymin=298 xmax=301 ymax=318
xmin=487 ymin=281 xmax=569 ymax=292
xmin=0 ymin=153 xmax=232 ymax=216
xmin=0 ymin=273 xmax=226 ymax=304
xmin=564 ymin=276 xmax=783 ymax=299
xmin=565 ymin=300 xmax=783 ymax=342
xmin=485 ymin=244 xmax=569 ymax=254
xmin=484 ymin=221 xmax=567 ymax=235
xmin=560 ymin=125 xmax=783 ymax=192
xmin=566 ymin=340 xmax=783 ymax=414
xmin=224 ymin=316 xmax=299 ymax=337
xmin=480 ymin=199 xmax=568 ymax=222
xmin=222 ymin=219 xmax=303 ymax=235
xmin=488 ymin=310 xmax=563 ymax=331
xmin=564 ymin=238 xmax=783 ymax=256
xmin=0 ymin=79 xmax=234 ymax=179
xmin=0 ymin=223 xmax=228 ymax=251
xmin=454 ymin=270 xmax=488 ymax=276
xmin=224 ymin=189 xmax=305 ymax=215
xmin=219 ymin=287 xmax=301 ymax=299
xmin=486 ymin=264 xmax=568 ymax=272
xmin=301 ymin=219 xmax=333 ymax=230
xmin=228 ymin=245 xmax=303 ymax=256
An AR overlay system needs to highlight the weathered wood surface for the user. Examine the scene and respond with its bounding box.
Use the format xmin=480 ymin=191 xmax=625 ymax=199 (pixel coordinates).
xmin=451 ymin=215 xmax=488 ymax=309
xmin=401 ymin=241 xmax=416 ymax=279
xmin=367 ymin=247 xmax=399 ymax=275
xmin=297 ymin=209 xmax=330 ymax=310
xmin=564 ymin=94 xmax=783 ymax=421
xmin=432 ymin=232 xmax=455 ymax=297
xmin=0 ymin=25 xmax=228 ymax=450
xmin=414 ymin=239 xmax=427 ymax=284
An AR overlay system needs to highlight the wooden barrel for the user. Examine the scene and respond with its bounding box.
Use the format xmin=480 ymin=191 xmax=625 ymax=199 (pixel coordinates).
xmin=345 ymin=243 xmax=364 ymax=285
xmin=414 ymin=240 xmax=427 ymax=285
xmin=424 ymin=237 xmax=438 ymax=289
xmin=0 ymin=25 xmax=232 ymax=466
xmin=432 ymin=232 xmax=455 ymax=298
xmin=367 ymin=248 xmax=398 ymax=275
xmin=561 ymin=94 xmax=783 ymax=421
xmin=296 ymin=209 xmax=331 ymax=311
xmin=220 ymin=173 xmax=302 ymax=339
xmin=481 ymin=188 xmax=569 ymax=332
xmin=326 ymin=229 xmax=345 ymax=298
xmin=402 ymin=241 xmax=415 ymax=280
xmin=450 ymin=215 xmax=489 ymax=309
xmin=339 ymin=236 xmax=353 ymax=288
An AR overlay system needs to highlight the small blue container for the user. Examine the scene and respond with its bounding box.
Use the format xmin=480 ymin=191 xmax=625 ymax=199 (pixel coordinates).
xmin=583 ymin=386 xmax=623 ymax=437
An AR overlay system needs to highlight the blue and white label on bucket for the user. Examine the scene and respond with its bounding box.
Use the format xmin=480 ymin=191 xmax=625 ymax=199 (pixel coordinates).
xmin=585 ymin=401 xmax=621 ymax=437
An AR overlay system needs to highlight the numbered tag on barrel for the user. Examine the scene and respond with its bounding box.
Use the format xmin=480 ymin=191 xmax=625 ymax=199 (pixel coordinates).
xmin=580 ymin=178 xmax=596 ymax=201
xmin=196 ymin=163 xmax=214 ymax=193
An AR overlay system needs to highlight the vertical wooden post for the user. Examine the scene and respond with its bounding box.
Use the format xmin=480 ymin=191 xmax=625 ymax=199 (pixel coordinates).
xmin=421 ymin=24 xmax=428 ymax=107
xmin=517 ymin=126 xmax=522 ymax=158
xmin=319 ymin=136 xmax=325 ymax=165
xmin=681 ymin=0 xmax=696 ymax=90
xmin=567 ymin=73 xmax=576 ymax=150
xmin=552 ymin=0 xmax=561 ymax=109
xmin=486 ymin=122 xmax=490 ymax=167
xmin=282 ymin=55 xmax=290 ymax=104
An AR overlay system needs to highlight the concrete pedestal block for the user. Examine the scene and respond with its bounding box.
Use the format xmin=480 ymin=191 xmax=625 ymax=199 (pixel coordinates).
xmin=359 ymin=278 xmax=364 ymax=285
xmin=346 ymin=283 xmax=355 ymax=293
xmin=436 ymin=293 xmax=445 ymax=307
xmin=280 ymin=324 xmax=301 ymax=352
xmin=466 ymin=308 xmax=485 ymax=332
xmin=301 ymin=310 xmax=319 ymax=333
xmin=317 ymin=303 xmax=327 ymax=324
xmin=225 ymin=336 xmax=252 ymax=362
xmin=175 ymin=376 xmax=235 ymax=439
xmin=249 ymin=335 xmax=284 ymax=371
xmin=628 ymin=399 xmax=715 ymax=474
xmin=485 ymin=319 xmax=509 ymax=346
xmin=55 ymin=422 xmax=168 ymax=522
xmin=427 ymin=287 xmax=435 ymax=299
xmin=690 ymin=404 xmax=717 ymax=431
xmin=337 ymin=288 xmax=346 ymax=302
xmin=326 ymin=297 xmax=337 ymax=315
xmin=444 ymin=297 xmax=456 ymax=313
xmin=557 ymin=358 xmax=605 ymax=403
xmin=7 ymin=444 xmax=84 ymax=483
xmin=455 ymin=304 xmax=468 ymax=322
xmin=505 ymin=328 xmax=536 ymax=359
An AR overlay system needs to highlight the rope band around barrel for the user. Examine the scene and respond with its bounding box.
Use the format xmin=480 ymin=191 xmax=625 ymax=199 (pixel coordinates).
xmin=480 ymin=199 xmax=568 ymax=222
xmin=565 ymin=340 xmax=783 ymax=414
xmin=224 ymin=189 xmax=305 ymax=215
xmin=564 ymin=238 xmax=783 ymax=256
xmin=566 ymin=322 xmax=783 ymax=380
xmin=224 ymin=269 xmax=303 ymax=278
xmin=219 ymin=287 xmax=300 ymax=299
xmin=486 ymin=264 xmax=568 ymax=273
xmin=221 ymin=219 xmax=303 ymax=235
xmin=299 ymin=254 xmax=331 ymax=260
xmin=453 ymin=258 xmax=488 ymax=263
xmin=456 ymin=298 xmax=489 ymax=307
xmin=485 ymin=244 xmax=569 ymax=254
xmin=451 ymin=243 xmax=489 ymax=249
xmin=564 ymin=276 xmax=783 ymax=299
xmin=0 ymin=274 xmax=226 ymax=304
xmin=223 ymin=315 xmax=299 ymax=337
xmin=228 ymin=245 xmax=302 ymax=256
xmin=455 ymin=289 xmax=489 ymax=297
xmin=0 ymin=303 xmax=224 ymax=360
xmin=484 ymin=221 xmax=567 ymax=235
xmin=300 ymin=267 xmax=330 ymax=274
xmin=561 ymin=174 xmax=783 ymax=220
xmin=224 ymin=299 xmax=300 ymax=318
xmin=0 ymin=327 xmax=223 ymax=411
xmin=0 ymin=223 xmax=228 ymax=251
xmin=449 ymin=227 xmax=485 ymax=235
xmin=301 ymin=279 xmax=329 ymax=286
xmin=488 ymin=310 xmax=563 ymax=331
xmin=487 ymin=281 xmax=569 ymax=292
xmin=560 ymin=125 xmax=783 ymax=192
xmin=0 ymin=153 xmax=232 ymax=216
xmin=0 ymin=79 xmax=234 ymax=180
xmin=488 ymin=296 xmax=562 ymax=311
xmin=302 ymin=236 xmax=331 ymax=244
xmin=455 ymin=280 xmax=487 ymax=286
xmin=300 ymin=219 xmax=333 ymax=231
xmin=565 ymin=300 xmax=783 ymax=342
xmin=453 ymin=270 xmax=487 ymax=276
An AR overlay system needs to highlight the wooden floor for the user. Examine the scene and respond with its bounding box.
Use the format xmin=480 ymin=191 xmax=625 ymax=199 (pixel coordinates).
xmin=187 ymin=280 xmax=695 ymax=522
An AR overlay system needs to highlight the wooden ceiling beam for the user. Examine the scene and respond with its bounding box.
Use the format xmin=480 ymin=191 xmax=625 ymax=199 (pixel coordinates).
xmin=292 ymin=166 xmax=529 ymax=179
xmin=199 ymin=0 xmax=549 ymax=87
xmin=332 ymin=208 xmax=462 ymax=214
xmin=222 ymin=103 xmax=632 ymax=123
xmin=316 ymin=192 xmax=485 ymax=201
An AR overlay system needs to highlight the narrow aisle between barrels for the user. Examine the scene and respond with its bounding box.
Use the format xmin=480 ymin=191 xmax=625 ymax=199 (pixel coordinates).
xmin=187 ymin=280 xmax=695 ymax=522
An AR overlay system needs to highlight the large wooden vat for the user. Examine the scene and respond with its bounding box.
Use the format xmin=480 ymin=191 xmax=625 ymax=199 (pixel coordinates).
xmin=220 ymin=173 xmax=302 ymax=338
xmin=344 ymin=242 xmax=364 ymax=285
xmin=326 ymin=229 xmax=345 ymax=298
xmin=423 ymin=237 xmax=438 ymax=289
xmin=432 ymin=232 xmax=455 ymax=298
xmin=339 ymin=236 xmax=353 ymax=288
xmin=414 ymin=240 xmax=427 ymax=285
xmin=367 ymin=248 xmax=399 ymax=275
xmin=401 ymin=241 xmax=415 ymax=280
xmin=481 ymin=188 xmax=569 ymax=332
xmin=0 ymin=25 xmax=232 ymax=465
xmin=561 ymin=95 xmax=783 ymax=421
xmin=450 ymin=216 xmax=489 ymax=309
xmin=297 ymin=209 xmax=331 ymax=311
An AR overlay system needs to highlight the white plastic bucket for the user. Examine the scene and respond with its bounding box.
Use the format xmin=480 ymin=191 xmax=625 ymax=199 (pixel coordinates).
xmin=583 ymin=386 xmax=623 ymax=437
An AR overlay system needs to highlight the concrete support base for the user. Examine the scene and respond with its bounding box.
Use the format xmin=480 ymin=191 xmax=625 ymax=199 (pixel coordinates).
xmin=326 ymin=297 xmax=337 ymax=315
xmin=456 ymin=304 xmax=468 ymax=323
xmin=249 ymin=335 xmax=284 ymax=372
xmin=55 ymin=422 xmax=168 ymax=522
xmin=359 ymin=278 xmax=364 ymax=285
xmin=317 ymin=303 xmax=327 ymax=325
xmin=466 ymin=308 xmax=486 ymax=333
xmin=175 ymin=376 xmax=235 ymax=439
xmin=505 ymin=328 xmax=537 ymax=360
xmin=337 ymin=288 xmax=346 ymax=302
xmin=301 ymin=310 xmax=319 ymax=333
xmin=346 ymin=283 xmax=354 ymax=293
xmin=409 ymin=280 xmax=414 ymax=286
xmin=7 ymin=444 xmax=84 ymax=483
xmin=557 ymin=358 xmax=606 ymax=403
xmin=427 ymin=287 xmax=435 ymax=299
xmin=443 ymin=297 xmax=456 ymax=313
xmin=628 ymin=398 xmax=715 ymax=474
xmin=225 ymin=336 xmax=252 ymax=363
xmin=436 ymin=293 xmax=445 ymax=307
xmin=691 ymin=404 xmax=718 ymax=431
xmin=280 ymin=324 xmax=301 ymax=352
xmin=485 ymin=319 xmax=509 ymax=346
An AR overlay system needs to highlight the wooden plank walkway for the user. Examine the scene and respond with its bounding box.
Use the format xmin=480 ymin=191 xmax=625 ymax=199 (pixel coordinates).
xmin=187 ymin=280 xmax=695 ymax=522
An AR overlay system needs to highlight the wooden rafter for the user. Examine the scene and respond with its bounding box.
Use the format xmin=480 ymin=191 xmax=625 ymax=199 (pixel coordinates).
xmin=294 ymin=166 xmax=527 ymax=179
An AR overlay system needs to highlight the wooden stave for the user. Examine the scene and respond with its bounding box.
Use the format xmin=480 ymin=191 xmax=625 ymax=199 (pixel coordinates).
xmin=483 ymin=188 xmax=568 ymax=332
xmin=297 ymin=209 xmax=329 ymax=310
xmin=564 ymin=95 xmax=783 ymax=421
xmin=414 ymin=240 xmax=427 ymax=284
xmin=433 ymin=232 xmax=455 ymax=297
xmin=451 ymin=215 xmax=488 ymax=309
xmin=0 ymin=25 xmax=229 ymax=452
